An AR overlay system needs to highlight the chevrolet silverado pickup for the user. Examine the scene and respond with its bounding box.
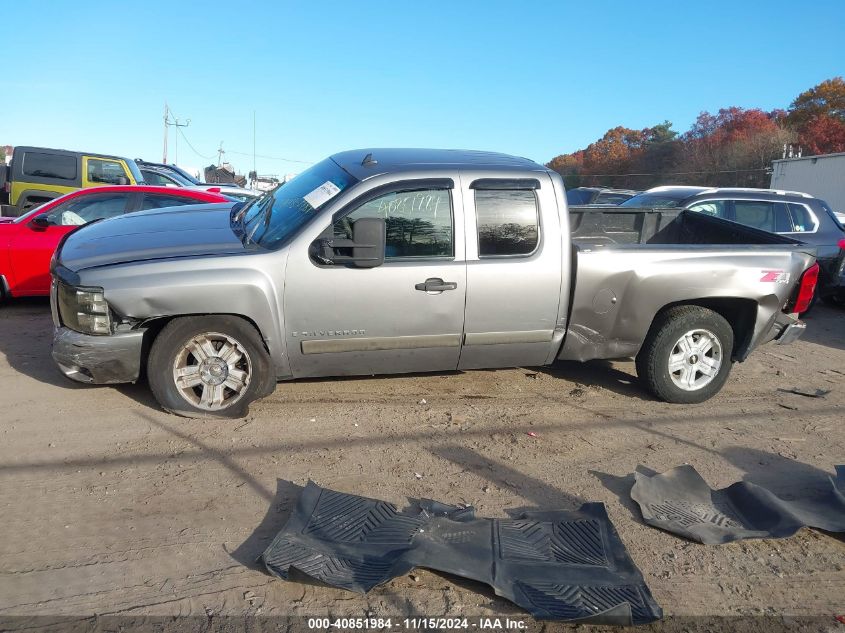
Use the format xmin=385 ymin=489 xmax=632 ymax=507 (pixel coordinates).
xmin=49 ymin=149 xmax=818 ymax=418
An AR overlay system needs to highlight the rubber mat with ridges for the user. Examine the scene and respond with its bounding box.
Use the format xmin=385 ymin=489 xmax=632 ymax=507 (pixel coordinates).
xmin=631 ymin=464 xmax=845 ymax=544
xmin=304 ymin=488 xmax=401 ymax=543
xmin=259 ymin=482 xmax=662 ymax=625
xmin=262 ymin=537 xmax=395 ymax=590
xmin=517 ymin=582 xmax=651 ymax=622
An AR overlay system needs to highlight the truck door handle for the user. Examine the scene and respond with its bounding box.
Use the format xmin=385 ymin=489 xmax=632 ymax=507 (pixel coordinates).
xmin=415 ymin=278 xmax=457 ymax=292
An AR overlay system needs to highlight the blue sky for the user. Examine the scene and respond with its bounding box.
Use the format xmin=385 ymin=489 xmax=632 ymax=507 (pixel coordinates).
xmin=4 ymin=1 xmax=844 ymax=177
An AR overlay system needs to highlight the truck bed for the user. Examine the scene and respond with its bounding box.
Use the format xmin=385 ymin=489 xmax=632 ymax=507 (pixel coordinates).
xmin=568 ymin=206 xmax=800 ymax=248
xmin=560 ymin=206 xmax=815 ymax=364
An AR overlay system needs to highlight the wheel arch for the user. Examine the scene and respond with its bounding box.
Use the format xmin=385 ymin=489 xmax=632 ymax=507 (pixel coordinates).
xmin=137 ymin=312 xmax=273 ymax=377
xmin=645 ymin=297 xmax=758 ymax=361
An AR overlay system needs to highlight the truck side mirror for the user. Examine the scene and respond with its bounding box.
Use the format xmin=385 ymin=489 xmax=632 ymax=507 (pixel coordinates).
xmin=350 ymin=217 xmax=385 ymax=268
xmin=312 ymin=217 xmax=386 ymax=268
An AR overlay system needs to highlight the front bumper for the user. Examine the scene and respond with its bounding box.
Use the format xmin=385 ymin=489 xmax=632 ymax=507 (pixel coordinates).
xmin=52 ymin=327 xmax=145 ymax=384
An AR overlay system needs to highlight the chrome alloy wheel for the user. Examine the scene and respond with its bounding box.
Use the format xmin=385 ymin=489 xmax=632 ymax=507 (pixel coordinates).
xmin=668 ymin=328 xmax=723 ymax=392
xmin=172 ymin=332 xmax=252 ymax=411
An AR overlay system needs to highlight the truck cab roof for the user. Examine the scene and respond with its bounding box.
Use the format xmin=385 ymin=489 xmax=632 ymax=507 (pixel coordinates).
xmin=330 ymin=148 xmax=547 ymax=180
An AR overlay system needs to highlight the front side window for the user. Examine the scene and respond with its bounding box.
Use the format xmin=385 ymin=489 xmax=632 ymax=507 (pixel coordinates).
xmin=337 ymin=188 xmax=452 ymax=258
xmin=87 ymin=159 xmax=130 ymax=185
xmin=43 ymin=194 xmax=128 ymax=226
xmin=22 ymin=152 xmax=77 ymax=181
xmin=687 ymin=200 xmax=727 ymax=217
xmin=475 ymin=189 xmax=539 ymax=256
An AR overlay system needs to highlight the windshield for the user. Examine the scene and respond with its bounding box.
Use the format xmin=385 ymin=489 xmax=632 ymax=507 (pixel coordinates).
xmin=620 ymin=192 xmax=689 ymax=208
xmin=241 ymin=158 xmax=357 ymax=249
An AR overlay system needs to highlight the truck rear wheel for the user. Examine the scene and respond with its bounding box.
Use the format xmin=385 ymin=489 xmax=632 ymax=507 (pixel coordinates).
xmin=147 ymin=316 xmax=274 ymax=418
xmin=636 ymin=306 xmax=733 ymax=404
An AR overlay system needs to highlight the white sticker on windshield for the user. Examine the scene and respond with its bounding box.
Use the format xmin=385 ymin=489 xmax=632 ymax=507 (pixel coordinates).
xmin=303 ymin=181 xmax=341 ymax=209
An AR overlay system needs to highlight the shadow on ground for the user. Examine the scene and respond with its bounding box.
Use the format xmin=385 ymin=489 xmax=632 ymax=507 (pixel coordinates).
xmin=590 ymin=466 xmax=659 ymax=522
xmin=537 ymin=359 xmax=653 ymax=401
xmin=229 ymin=478 xmax=303 ymax=571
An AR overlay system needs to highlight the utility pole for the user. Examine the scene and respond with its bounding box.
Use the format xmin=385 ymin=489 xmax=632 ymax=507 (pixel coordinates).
xmin=164 ymin=106 xmax=190 ymax=165
xmin=217 ymin=141 xmax=225 ymax=167
xmin=253 ymin=110 xmax=257 ymax=186
xmin=163 ymin=102 xmax=169 ymax=163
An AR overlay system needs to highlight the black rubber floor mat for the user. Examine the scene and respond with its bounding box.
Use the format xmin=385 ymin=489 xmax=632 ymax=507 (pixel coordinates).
xmin=631 ymin=464 xmax=845 ymax=544
xmin=260 ymin=482 xmax=662 ymax=625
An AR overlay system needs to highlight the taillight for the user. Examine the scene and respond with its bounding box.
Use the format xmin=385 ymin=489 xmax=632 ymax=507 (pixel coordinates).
xmin=790 ymin=263 xmax=819 ymax=314
xmin=838 ymin=238 xmax=845 ymax=249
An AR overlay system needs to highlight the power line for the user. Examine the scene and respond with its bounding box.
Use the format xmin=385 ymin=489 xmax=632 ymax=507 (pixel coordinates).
xmin=226 ymin=150 xmax=313 ymax=165
xmin=176 ymin=126 xmax=216 ymax=160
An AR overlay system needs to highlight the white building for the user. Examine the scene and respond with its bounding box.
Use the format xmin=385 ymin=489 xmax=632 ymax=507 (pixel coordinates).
xmin=770 ymin=152 xmax=845 ymax=213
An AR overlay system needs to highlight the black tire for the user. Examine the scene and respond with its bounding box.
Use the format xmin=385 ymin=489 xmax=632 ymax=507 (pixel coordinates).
xmin=147 ymin=315 xmax=275 ymax=418
xmin=636 ymin=305 xmax=734 ymax=404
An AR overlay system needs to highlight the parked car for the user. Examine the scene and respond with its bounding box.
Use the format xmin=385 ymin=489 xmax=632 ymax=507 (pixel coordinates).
xmin=190 ymin=185 xmax=261 ymax=203
xmin=137 ymin=161 xmax=259 ymax=202
xmin=135 ymin=160 xmax=204 ymax=186
xmin=566 ymin=187 xmax=638 ymax=206
xmin=49 ymin=148 xmax=817 ymax=418
xmin=137 ymin=163 xmax=196 ymax=187
xmin=0 ymin=185 xmax=231 ymax=299
xmin=1 ymin=146 xmax=145 ymax=215
xmin=621 ymin=186 xmax=845 ymax=306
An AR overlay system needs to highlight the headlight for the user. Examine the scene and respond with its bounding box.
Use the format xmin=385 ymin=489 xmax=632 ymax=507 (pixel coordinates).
xmin=57 ymin=284 xmax=112 ymax=335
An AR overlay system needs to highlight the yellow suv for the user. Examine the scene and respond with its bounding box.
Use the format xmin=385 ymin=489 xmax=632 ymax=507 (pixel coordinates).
xmin=2 ymin=146 xmax=144 ymax=215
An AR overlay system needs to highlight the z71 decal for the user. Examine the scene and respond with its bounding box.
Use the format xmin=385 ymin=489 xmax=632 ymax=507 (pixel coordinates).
xmin=760 ymin=270 xmax=791 ymax=284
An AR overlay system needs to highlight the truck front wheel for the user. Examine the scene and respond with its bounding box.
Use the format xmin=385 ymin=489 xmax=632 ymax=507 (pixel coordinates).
xmin=636 ymin=306 xmax=734 ymax=404
xmin=147 ymin=316 xmax=274 ymax=418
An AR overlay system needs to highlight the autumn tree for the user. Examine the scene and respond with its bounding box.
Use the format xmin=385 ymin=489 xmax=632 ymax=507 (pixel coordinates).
xmin=797 ymin=115 xmax=845 ymax=154
xmin=545 ymin=78 xmax=845 ymax=190
xmin=787 ymin=77 xmax=845 ymax=154
xmin=787 ymin=77 xmax=845 ymax=128
xmin=673 ymin=107 xmax=788 ymax=186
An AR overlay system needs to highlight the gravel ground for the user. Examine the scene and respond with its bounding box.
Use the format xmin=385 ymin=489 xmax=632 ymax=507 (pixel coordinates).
xmin=0 ymin=298 xmax=843 ymax=631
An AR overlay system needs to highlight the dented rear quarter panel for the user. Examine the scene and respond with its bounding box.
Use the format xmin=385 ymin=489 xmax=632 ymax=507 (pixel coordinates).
xmin=558 ymin=246 xmax=816 ymax=363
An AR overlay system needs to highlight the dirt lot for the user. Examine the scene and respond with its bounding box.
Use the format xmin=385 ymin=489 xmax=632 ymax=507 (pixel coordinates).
xmin=0 ymin=298 xmax=843 ymax=630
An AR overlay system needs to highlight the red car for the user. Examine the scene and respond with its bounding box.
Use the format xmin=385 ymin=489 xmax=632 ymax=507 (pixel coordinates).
xmin=0 ymin=185 xmax=231 ymax=298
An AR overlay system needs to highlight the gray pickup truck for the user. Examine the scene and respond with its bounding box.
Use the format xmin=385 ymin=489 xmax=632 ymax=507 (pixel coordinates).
xmin=50 ymin=149 xmax=818 ymax=418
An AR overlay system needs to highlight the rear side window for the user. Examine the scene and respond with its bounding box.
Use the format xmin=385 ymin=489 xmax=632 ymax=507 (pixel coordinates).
xmin=339 ymin=188 xmax=453 ymax=258
xmin=142 ymin=170 xmax=177 ymax=186
xmin=733 ymin=201 xmax=792 ymax=233
xmin=88 ymin=158 xmax=129 ymax=185
xmin=475 ymin=189 xmax=539 ymax=256
xmin=140 ymin=194 xmax=202 ymax=210
xmin=22 ymin=152 xmax=77 ymax=181
xmin=787 ymin=203 xmax=817 ymax=232
xmin=44 ymin=194 xmax=128 ymax=226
